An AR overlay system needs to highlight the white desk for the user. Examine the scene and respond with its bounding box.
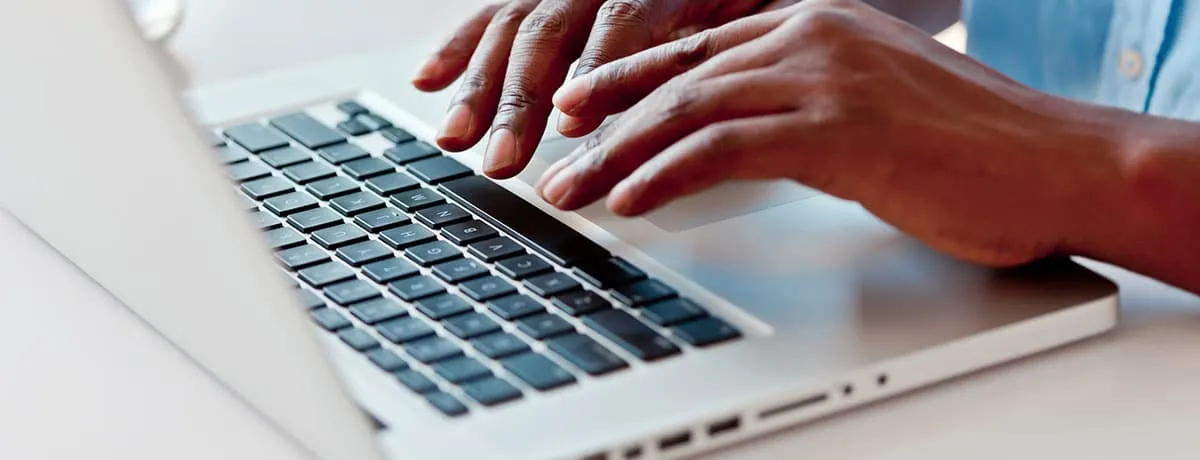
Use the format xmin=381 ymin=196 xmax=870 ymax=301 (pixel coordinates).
xmin=2 ymin=1 xmax=1199 ymax=459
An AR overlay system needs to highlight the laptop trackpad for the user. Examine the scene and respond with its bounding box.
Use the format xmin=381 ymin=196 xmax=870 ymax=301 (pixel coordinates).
xmin=529 ymin=138 xmax=821 ymax=232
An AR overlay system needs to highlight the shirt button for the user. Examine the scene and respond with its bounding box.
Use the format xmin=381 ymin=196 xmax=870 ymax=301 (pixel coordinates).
xmin=1119 ymin=49 xmax=1144 ymax=79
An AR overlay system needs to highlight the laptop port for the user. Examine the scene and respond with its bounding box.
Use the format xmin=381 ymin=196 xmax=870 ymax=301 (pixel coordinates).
xmin=707 ymin=416 xmax=741 ymax=437
xmin=759 ymin=393 xmax=829 ymax=419
xmin=659 ymin=431 xmax=692 ymax=451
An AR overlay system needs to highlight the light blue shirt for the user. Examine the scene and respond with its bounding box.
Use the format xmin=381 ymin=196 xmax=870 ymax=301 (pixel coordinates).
xmin=965 ymin=0 xmax=1200 ymax=120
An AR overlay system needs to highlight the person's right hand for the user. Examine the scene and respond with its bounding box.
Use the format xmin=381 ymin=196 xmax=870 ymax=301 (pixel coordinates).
xmin=411 ymin=0 xmax=801 ymax=179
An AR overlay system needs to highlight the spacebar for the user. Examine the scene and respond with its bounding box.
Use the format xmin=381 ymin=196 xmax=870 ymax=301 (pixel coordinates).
xmin=440 ymin=175 xmax=610 ymax=267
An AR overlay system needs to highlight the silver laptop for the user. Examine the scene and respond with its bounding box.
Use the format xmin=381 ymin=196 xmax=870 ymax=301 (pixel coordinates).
xmin=0 ymin=2 xmax=1119 ymax=460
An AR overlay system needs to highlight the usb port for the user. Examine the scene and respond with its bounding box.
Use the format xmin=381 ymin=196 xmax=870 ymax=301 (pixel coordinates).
xmin=707 ymin=417 xmax=741 ymax=437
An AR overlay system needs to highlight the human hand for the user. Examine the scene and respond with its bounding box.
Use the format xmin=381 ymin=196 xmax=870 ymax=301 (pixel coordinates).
xmin=537 ymin=0 xmax=1133 ymax=267
xmin=412 ymin=0 xmax=801 ymax=178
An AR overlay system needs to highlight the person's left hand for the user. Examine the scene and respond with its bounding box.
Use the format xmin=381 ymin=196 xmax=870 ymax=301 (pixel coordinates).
xmin=534 ymin=0 xmax=1132 ymax=268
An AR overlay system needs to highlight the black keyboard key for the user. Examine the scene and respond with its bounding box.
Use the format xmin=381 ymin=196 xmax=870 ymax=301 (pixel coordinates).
xmin=460 ymin=276 xmax=517 ymax=302
xmin=312 ymin=223 xmax=369 ymax=249
xmin=336 ymin=240 xmax=393 ymax=266
xmin=354 ymin=207 xmax=411 ymax=233
xmin=390 ymin=187 xmax=445 ymax=212
xmin=415 ymin=204 xmax=470 ymax=228
xmin=443 ymin=312 xmax=501 ymax=339
xmin=228 ymin=161 xmax=272 ymax=182
xmin=330 ymin=191 xmax=385 ymax=216
xmin=318 ymin=143 xmax=370 ymax=165
xmin=337 ymin=328 xmax=381 ymax=351
xmin=307 ymin=176 xmax=360 ymax=200
xmin=673 ymin=317 xmax=741 ymax=347
xmin=287 ymin=207 xmax=343 ymax=233
xmin=310 ymin=308 xmax=351 ymax=331
xmin=277 ymin=244 xmax=330 ymax=270
xmin=297 ymin=289 xmax=326 ymax=310
xmin=323 ymin=279 xmax=381 ymax=305
xmin=366 ymin=349 xmax=408 ymax=372
xmin=467 ymin=237 xmax=525 ymax=262
xmin=224 ymin=123 xmax=290 ymax=152
xmin=432 ymin=356 xmax=492 ymax=384
xmin=404 ymin=336 xmax=463 ymax=364
xmin=405 ymin=241 xmax=462 ymax=266
xmin=337 ymin=100 xmax=369 ymax=117
xmin=380 ymin=127 xmax=416 ymax=144
xmin=379 ymin=224 xmax=437 ymax=249
xmin=431 ymin=258 xmax=488 ymax=283
xmin=407 ymin=156 xmax=472 ymax=184
xmin=398 ymin=370 xmax=440 ymax=395
xmin=398 ymin=369 xmax=441 ymax=393
xmin=253 ymin=211 xmax=283 ymax=230
xmin=218 ymin=145 xmax=250 ymax=164
xmin=517 ymin=313 xmax=575 ymax=340
xmin=425 ymin=391 xmax=468 ymax=416
xmin=496 ymin=254 xmax=553 ymax=280
xmin=641 ymin=299 xmax=707 ymax=326
xmin=342 ymin=157 xmax=395 ymax=180
xmin=377 ymin=317 xmax=435 ymax=344
xmin=388 ymin=275 xmax=446 ymax=301
xmin=283 ymin=161 xmax=337 ymax=184
xmin=348 ymin=297 xmax=407 ymax=324
xmin=414 ymin=293 xmax=473 ymax=320
xmin=366 ymin=173 xmax=420 ymax=196
xmin=298 ymin=261 xmax=356 ymax=288
xmin=546 ymin=333 xmax=629 ymax=376
xmin=264 ymin=192 xmax=319 ymax=216
xmin=524 ymin=272 xmax=581 ymax=298
xmin=441 ymin=220 xmax=498 ymax=245
xmin=259 ymin=146 xmax=313 ymax=168
xmin=488 ymin=294 xmax=544 ymax=320
xmin=551 ymin=290 xmax=611 ymax=316
xmin=611 ymin=279 xmax=678 ymax=307
xmin=440 ymin=176 xmax=610 ymax=267
xmin=574 ymin=258 xmax=647 ymax=289
xmin=501 ymin=353 xmax=576 ymax=391
xmin=270 ymin=113 xmax=347 ymax=150
xmin=362 ymin=258 xmax=420 ymax=284
xmin=337 ymin=119 xmax=370 ymax=136
xmin=241 ymin=176 xmax=294 ymax=200
xmin=461 ymin=377 xmax=522 ymax=406
xmin=384 ymin=141 xmax=440 ymax=165
xmin=471 ymin=333 xmax=530 ymax=359
xmin=356 ymin=113 xmax=393 ymax=131
xmin=583 ymin=310 xmax=680 ymax=361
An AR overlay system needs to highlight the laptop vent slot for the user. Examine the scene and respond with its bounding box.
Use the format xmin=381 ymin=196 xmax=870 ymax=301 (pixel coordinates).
xmin=759 ymin=393 xmax=829 ymax=420
xmin=658 ymin=431 xmax=692 ymax=451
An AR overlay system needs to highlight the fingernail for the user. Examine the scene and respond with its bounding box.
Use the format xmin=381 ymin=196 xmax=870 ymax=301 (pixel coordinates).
xmin=558 ymin=115 xmax=586 ymax=135
xmin=540 ymin=168 xmax=575 ymax=207
xmin=438 ymin=105 xmax=472 ymax=142
xmin=412 ymin=58 xmax=443 ymax=85
xmin=553 ymin=77 xmax=592 ymax=114
xmin=483 ymin=128 xmax=517 ymax=176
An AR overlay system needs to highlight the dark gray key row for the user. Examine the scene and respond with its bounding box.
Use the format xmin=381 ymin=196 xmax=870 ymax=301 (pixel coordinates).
xmin=218 ymin=101 xmax=741 ymax=418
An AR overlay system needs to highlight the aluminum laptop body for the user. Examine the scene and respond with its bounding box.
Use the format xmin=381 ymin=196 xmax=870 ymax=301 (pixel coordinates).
xmin=0 ymin=2 xmax=1119 ymax=460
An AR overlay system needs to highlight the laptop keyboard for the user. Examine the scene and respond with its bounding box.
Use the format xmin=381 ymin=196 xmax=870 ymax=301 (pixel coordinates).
xmin=213 ymin=98 xmax=742 ymax=418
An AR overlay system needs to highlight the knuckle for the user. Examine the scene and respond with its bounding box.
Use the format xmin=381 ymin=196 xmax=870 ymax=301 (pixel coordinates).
xmin=671 ymin=31 xmax=714 ymax=69
xmin=658 ymin=84 xmax=703 ymax=124
xmin=698 ymin=125 xmax=742 ymax=154
xmin=789 ymin=8 xmax=856 ymax=39
xmin=598 ymin=0 xmax=651 ymax=25
xmin=518 ymin=7 xmax=570 ymax=39
xmin=493 ymin=3 xmax=533 ymax=28
xmin=458 ymin=71 xmax=491 ymax=96
xmin=494 ymin=82 xmax=541 ymax=122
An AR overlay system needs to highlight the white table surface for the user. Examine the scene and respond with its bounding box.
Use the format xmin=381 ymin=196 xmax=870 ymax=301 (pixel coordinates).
xmin=2 ymin=1 xmax=1199 ymax=459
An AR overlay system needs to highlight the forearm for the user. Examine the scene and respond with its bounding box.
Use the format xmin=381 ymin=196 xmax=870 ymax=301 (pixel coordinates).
xmin=864 ymin=0 xmax=962 ymax=34
xmin=1070 ymin=107 xmax=1200 ymax=294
